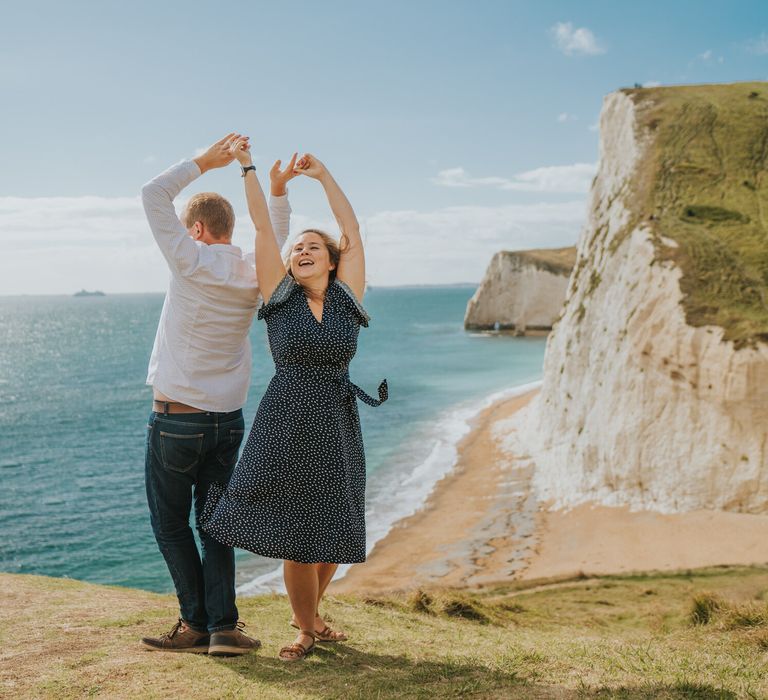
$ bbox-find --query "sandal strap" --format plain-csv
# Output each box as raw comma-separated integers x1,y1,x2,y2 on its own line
300,629,316,639
280,644,307,654
279,645,305,659
280,635,315,658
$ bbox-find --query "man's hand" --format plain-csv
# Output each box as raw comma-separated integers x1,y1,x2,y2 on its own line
293,153,328,182
269,153,298,196
194,133,244,174
228,136,253,166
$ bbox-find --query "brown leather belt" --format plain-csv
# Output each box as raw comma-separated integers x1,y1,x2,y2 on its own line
153,400,208,414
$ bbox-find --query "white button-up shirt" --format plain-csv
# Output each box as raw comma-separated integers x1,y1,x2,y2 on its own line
142,159,290,412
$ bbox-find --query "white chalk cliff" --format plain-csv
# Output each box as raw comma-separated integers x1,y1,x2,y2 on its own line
464,248,576,333
512,86,768,513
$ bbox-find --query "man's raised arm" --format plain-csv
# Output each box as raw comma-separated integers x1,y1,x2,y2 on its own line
141,133,238,276
267,154,300,253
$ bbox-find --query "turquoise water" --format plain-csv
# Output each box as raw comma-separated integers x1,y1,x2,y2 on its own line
0,288,545,592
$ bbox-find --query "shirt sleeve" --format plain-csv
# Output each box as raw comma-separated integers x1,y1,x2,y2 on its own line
268,191,291,252
141,159,202,277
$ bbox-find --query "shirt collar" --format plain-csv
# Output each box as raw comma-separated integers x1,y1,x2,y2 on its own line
207,243,243,257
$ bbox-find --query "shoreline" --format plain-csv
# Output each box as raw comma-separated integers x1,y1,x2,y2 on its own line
331,389,541,593
332,388,768,594
237,380,543,595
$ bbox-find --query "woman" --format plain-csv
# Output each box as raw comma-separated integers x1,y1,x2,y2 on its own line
202,138,387,662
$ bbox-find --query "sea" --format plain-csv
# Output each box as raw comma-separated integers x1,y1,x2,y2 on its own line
0,287,546,594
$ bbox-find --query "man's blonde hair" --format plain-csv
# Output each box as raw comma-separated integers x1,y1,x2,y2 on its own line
182,192,235,240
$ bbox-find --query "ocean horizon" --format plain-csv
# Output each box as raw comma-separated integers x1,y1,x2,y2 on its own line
0,286,546,594
0,282,481,299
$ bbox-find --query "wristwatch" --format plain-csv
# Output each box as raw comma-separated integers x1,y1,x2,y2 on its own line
241,165,256,177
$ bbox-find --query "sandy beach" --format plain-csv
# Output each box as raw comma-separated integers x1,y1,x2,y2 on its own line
332,389,768,594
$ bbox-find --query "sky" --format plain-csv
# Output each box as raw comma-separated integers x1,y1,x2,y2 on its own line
1,0,767,294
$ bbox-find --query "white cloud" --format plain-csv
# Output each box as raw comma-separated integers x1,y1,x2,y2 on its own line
360,201,586,285
431,168,509,189
551,22,605,56
689,49,724,67
588,121,599,133
746,34,768,55
0,195,588,292
0,196,145,244
432,162,597,194
557,112,577,123
143,155,157,164
0,195,246,294
643,80,661,88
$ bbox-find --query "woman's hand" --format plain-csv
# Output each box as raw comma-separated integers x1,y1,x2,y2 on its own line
269,152,298,196
293,153,328,181
228,136,253,166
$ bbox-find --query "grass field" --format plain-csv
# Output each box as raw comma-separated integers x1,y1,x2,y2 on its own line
4,566,768,699
622,82,768,348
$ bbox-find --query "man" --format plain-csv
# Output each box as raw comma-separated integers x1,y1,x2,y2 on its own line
139,133,297,656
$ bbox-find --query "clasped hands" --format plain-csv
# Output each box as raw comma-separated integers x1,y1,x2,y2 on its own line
194,133,327,195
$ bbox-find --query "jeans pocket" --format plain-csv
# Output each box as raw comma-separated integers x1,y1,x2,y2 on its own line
215,429,245,468
159,431,205,473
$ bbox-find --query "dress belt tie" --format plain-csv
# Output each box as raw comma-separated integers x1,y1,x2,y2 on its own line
274,364,388,407
344,376,388,407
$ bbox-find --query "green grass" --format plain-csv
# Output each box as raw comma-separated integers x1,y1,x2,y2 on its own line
620,82,768,348
501,246,577,276
4,566,768,698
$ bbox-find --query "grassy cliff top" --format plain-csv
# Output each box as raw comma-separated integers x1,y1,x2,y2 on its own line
4,566,768,698
500,246,577,276
623,82,768,348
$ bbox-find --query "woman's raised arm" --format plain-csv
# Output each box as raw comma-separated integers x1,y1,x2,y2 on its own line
230,137,292,303
294,154,366,301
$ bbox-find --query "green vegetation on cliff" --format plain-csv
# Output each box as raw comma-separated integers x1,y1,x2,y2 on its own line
4,567,768,698
503,246,577,276
625,82,768,347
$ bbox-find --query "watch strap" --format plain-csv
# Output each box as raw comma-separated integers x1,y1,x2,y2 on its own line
241,165,256,177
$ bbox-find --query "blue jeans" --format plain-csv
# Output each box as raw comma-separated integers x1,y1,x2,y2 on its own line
145,408,245,633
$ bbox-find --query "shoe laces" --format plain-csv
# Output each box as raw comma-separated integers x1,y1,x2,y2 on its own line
161,619,185,641
234,620,255,641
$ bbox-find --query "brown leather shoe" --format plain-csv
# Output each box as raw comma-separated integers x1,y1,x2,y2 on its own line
140,618,209,653
208,621,261,656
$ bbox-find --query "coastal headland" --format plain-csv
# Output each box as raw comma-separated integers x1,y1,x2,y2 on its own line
332,83,765,597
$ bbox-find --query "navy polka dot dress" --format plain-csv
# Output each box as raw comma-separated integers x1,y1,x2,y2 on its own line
202,273,387,564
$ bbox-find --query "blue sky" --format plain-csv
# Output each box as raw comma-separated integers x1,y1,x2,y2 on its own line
1,0,767,293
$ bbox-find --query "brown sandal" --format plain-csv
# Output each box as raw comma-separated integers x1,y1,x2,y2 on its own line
290,621,348,642
278,630,315,662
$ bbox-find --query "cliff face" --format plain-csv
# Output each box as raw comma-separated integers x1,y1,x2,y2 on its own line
519,84,768,513
465,248,576,333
